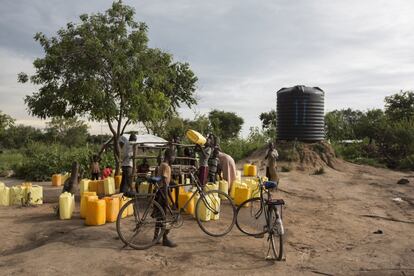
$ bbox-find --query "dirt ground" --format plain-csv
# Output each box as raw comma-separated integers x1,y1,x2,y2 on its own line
1,161,414,276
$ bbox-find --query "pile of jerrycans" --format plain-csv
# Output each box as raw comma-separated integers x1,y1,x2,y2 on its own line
0,182,43,206
59,177,133,225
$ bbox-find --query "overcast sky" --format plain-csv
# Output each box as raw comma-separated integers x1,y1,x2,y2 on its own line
1,0,414,135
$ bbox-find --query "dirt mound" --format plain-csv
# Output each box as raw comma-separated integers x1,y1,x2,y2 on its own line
238,141,340,173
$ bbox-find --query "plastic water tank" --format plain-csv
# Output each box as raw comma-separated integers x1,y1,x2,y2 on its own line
276,85,325,141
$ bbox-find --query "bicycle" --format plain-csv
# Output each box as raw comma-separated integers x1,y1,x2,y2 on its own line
116,167,236,250
235,177,285,261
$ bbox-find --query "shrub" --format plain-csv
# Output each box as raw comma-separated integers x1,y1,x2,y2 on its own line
0,150,24,172
220,127,268,161
313,167,325,175
281,165,291,172
14,142,99,181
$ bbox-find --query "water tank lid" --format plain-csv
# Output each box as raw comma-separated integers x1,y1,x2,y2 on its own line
277,85,325,95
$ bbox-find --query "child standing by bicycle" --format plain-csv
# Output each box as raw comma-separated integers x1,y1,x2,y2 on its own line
154,148,177,247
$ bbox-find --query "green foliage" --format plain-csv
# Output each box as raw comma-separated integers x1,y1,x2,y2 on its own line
354,109,386,143
0,150,24,172
19,1,197,172
0,124,44,149
399,154,414,170
12,142,112,181
14,142,92,181
87,134,112,145
45,117,89,147
259,110,277,138
0,111,14,135
209,110,244,140
385,90,414,121
325,108,363,141
220,127,268,161
277,146,300,162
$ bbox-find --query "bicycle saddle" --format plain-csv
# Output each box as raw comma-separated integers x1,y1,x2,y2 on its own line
264,181,278,189
147,176,162,184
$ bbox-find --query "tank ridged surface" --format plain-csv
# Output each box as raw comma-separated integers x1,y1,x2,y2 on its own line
276,85,325,141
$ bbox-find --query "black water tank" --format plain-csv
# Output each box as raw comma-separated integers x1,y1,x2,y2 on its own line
276,85,325,141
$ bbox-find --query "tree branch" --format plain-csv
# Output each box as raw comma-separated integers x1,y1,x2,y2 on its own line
106,116,116,135
121,118,131,135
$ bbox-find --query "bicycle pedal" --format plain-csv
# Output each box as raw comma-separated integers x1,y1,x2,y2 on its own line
254,234,264,239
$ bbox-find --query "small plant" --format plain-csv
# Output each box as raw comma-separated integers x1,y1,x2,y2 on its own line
281,165,291,172
313,167,325,175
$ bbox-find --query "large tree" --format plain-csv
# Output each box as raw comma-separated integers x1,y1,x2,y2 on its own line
324,108,363,141
259,110,277,137
385,90,414,121
0,111,14,135
208,110,244,140
18,1,197,172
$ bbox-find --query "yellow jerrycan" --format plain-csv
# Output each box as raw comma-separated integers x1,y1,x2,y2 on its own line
104,197,120,223
248,165,257,177
178,192,194,215
0,186,10,206
80,192,97,219
104,177,115,195
234,184,251,206
194,193,211,221
52,174,62,186
218,180,229,199
79,179,90,195
59,192,74,220
186,129,206,145
85,198,106,226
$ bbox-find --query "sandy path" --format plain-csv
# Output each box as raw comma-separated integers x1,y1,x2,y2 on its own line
1,161,413,276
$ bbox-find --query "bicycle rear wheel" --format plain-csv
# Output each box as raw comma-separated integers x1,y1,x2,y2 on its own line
236,197,267,237
266,208,284,261
195,190,236,237
116,198,165,250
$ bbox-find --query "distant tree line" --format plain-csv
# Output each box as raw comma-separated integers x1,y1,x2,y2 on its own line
325,90,414,169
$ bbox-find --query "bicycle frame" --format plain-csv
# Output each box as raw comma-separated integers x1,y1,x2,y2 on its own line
249,178,283,232
133,170,219,226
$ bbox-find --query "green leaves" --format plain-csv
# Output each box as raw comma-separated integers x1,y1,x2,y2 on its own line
21,1,197,138
0,111,15,135
209,110,244,140
385,90,414,121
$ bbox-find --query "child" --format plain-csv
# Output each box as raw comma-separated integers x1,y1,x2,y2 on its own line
154,148,177,247
90,154,101,180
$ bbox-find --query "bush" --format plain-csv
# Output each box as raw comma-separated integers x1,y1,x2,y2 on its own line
14,142,99,181
220,127,268,161
0,150,24,172
399,155,414,170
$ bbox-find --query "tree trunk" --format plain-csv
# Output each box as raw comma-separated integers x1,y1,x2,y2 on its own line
113,134,121,175
62,162,79,194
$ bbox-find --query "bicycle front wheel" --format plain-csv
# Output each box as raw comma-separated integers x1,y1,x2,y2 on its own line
116,198,165,250
195,190,236,237
236,197,267,236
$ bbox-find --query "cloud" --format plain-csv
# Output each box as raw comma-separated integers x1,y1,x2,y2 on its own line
1,0,414,136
